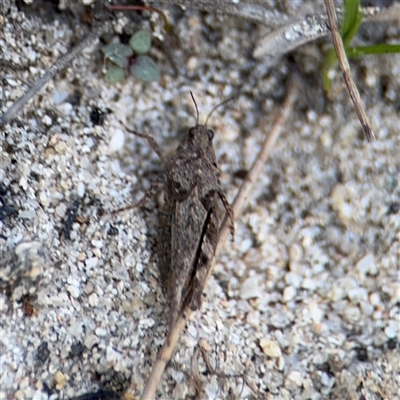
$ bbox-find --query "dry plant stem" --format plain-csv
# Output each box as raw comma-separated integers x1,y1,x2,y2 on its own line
217,76,299,253
146,0,285,25
139,78,298,400
324,0,375,142
140,310,188,400
0,22,111,125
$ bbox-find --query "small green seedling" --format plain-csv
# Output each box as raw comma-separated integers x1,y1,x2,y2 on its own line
129,30,152,54
323,0,400,92
101,43,133,68
101,30,160,84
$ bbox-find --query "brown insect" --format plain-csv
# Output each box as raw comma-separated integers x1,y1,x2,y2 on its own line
122,93,233,328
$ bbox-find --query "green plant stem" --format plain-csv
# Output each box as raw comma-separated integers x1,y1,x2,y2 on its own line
347,44,400,57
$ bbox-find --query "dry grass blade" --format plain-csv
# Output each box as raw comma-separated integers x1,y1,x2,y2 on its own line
324,0,375,142
0,22,110,125
217,76,299,253
139,312,187,399
139,77,299,400
145,0,285,25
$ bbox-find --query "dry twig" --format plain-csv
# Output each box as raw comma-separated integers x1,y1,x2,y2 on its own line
146,0,286,25
217,76,299,253
0,19,111,125
324,0,375,142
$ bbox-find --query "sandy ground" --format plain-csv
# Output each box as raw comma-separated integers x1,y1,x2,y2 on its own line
1,1,399,399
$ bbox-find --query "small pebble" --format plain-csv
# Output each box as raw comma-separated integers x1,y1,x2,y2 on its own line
328,285,346,302
19,209,36,219
42,115,52,126
240,276,261,300
186,56,199,71
92,247,101,258
285,371,303,390
77,182,85,198
384,320,399,339
301,278,317,291
95,327,107,337
88,293,98,307
259,338,281,358
246,310,261,327
91,239,103,249
54,371,67,389
269,312,292,329
83,282,94,295
76,253,86,263
343,306,360,324
84,334,99,349
360,301,374,316
122,300,134,313
348,287,368,304
369,292,381,306
106,345,121,363
330,184,353,223
108,128,125,154
67,285,80,299
238,238,253,254
55,141,67,153
283,286,296,302
309,302,324,324
356,253,376,275
55,203,67,218
39,191,49,207
393,285,400,303
289,242,303,262
85,257,99,269
187,324,198,339
243,247,263,266
284,272,302,288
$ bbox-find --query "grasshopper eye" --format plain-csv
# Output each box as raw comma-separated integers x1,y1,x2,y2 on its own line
188,127,196,138
207,129,214,140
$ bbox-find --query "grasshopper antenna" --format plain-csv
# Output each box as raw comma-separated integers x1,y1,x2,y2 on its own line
204,93,237,128
189,91,200,126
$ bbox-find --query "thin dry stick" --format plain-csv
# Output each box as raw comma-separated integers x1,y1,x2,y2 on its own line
217,76,299,253
139,78,299,400
146,0,286,25
0,21,111,125
140,312,187,400
324,0,375,142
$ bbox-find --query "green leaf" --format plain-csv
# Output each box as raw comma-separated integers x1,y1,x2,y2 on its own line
101,44,133,68
322,48,338,92
323,0,363,93
105,65,125,84
129,30,152,54
342,0,363,46
130,55,160,82
322,0,400,94
347,44,400,57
